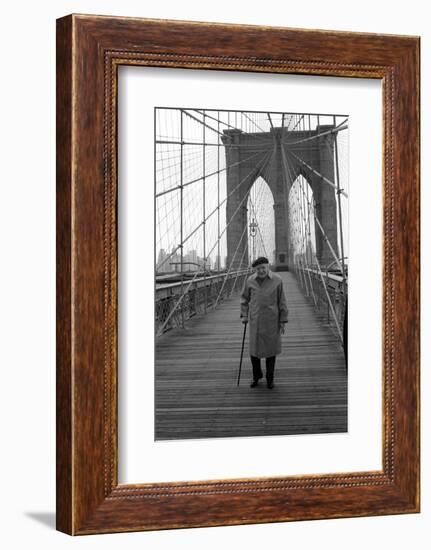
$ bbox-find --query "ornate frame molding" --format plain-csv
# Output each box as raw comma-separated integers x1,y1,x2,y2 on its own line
56,14,419,534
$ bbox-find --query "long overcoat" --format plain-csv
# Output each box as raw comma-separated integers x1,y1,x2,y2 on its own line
240,269,288,358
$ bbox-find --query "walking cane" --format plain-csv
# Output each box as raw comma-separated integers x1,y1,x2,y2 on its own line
237,321,247,386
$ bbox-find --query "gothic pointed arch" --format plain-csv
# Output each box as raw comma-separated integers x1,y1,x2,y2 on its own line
222,124,338,271
246,175,276,266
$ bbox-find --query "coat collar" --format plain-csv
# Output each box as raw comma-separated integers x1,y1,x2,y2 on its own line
252,268,273,280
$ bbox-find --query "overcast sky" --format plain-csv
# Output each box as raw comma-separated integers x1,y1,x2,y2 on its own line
155,108,348,270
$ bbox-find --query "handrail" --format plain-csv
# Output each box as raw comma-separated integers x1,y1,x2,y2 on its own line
302,267,347,285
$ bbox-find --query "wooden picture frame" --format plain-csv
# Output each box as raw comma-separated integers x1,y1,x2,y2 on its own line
56,14,420,535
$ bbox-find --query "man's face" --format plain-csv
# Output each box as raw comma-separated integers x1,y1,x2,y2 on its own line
255,263,269,278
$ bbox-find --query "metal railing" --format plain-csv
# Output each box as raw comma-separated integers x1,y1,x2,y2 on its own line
155,268,252,335
294,262,347,344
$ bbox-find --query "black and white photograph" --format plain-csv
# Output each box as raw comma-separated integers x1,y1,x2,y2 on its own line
0,0,424,545
155,107,348,440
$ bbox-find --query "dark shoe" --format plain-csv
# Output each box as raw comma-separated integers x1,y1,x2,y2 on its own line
267,381,274,389
250,376,262,388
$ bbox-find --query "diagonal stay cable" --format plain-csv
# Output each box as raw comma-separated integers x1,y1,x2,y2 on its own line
214,156,273,307
281,144,318,306
285,147,344,275
245,141,277,258
213,222,250,309
204,148,274,262
156,149,265,198
157,149,273,271
283,148,344,339
286,148,348,198
193,109,273,145
282,120,348,146
182,109,225,136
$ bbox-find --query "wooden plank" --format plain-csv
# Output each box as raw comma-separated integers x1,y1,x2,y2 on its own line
155,272,347,439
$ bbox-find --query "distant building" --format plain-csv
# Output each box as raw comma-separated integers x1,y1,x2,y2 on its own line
196,255,206,270
305,237,315,264
184,249,199,271
215,254,222,271
188,249,198,263
170,246,181,272
157,248,169,273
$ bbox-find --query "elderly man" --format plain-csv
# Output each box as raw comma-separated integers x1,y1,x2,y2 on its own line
240,257,288,389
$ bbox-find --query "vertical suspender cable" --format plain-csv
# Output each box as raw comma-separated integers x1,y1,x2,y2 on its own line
217,110,221,272
180,109,184,327
333,115,347,290
203,110,207,312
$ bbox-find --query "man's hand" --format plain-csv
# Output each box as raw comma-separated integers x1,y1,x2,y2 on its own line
241,318,248,324
279,322,286,334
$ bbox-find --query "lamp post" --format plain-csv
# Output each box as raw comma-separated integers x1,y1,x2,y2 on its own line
249,219,257,264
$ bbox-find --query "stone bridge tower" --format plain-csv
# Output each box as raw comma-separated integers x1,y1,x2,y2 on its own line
221,125,338,272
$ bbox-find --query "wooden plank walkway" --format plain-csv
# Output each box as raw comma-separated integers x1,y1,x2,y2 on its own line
155,272,347,440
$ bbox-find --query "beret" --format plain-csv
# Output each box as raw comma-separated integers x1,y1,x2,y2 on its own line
251,256,269,268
